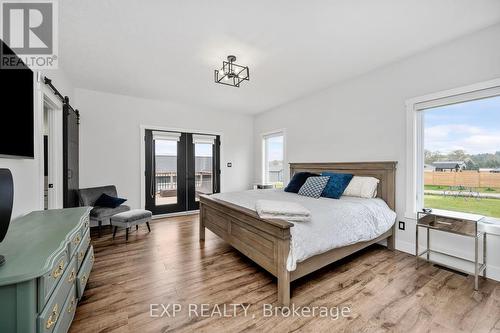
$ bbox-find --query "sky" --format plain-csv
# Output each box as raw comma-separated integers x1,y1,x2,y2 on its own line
267,135,284,161
424,95,500,155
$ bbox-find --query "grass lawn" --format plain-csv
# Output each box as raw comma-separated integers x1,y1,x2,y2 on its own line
424,194,500,218
424,185,500,193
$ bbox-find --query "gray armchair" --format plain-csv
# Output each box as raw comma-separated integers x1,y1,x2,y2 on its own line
77,185,130,237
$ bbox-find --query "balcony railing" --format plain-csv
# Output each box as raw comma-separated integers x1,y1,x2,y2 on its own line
155,172,213,195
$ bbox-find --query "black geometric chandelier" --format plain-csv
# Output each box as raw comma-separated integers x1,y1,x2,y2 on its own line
214,55,249,88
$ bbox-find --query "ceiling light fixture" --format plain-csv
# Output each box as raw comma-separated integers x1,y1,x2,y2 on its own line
214,55,249,88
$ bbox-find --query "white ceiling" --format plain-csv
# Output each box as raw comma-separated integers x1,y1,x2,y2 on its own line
59,0,500,114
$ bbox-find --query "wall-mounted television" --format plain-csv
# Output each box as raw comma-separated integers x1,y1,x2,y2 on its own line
0,39,35,158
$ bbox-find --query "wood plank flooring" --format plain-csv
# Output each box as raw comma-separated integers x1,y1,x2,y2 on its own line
70,214,500,333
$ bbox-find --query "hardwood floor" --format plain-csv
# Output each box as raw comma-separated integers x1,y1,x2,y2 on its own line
70,215,500,333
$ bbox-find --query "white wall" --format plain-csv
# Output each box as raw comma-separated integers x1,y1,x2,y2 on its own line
0,68,74,219
253,24,500,280
76,89,254,211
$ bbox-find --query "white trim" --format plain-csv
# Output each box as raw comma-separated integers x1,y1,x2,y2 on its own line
35,72,64,210
261,129,286,185
405,78,500,219
139,124,224,210
151,210,199,220
405,78,500,106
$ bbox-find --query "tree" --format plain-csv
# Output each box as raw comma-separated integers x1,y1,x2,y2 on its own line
448,149,467,161
425,150,500,169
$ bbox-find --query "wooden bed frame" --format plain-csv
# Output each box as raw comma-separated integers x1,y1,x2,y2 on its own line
199,161,397,306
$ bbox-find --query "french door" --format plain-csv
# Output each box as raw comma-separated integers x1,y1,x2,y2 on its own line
145,130,220,215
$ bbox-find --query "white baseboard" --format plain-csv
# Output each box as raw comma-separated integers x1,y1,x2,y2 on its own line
396,239,500,282
152,210,199,220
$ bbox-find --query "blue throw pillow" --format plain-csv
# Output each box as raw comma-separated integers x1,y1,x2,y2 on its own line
94,193,127,208
284,172,318,193
320,172,354,199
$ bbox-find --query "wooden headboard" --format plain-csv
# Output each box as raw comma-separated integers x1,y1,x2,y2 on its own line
289,162,397,210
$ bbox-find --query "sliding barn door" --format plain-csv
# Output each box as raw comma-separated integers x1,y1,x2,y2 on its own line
63,104,79,208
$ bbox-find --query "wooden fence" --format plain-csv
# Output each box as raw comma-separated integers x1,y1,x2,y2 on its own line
424,171,500,188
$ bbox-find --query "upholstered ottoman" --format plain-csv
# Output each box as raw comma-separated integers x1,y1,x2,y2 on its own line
110,209,152,241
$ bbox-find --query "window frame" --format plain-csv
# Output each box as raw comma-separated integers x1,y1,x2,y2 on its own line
405,78,500,219
262,129,286,186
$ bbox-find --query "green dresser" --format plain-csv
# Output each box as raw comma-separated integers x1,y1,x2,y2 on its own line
0,207,93,333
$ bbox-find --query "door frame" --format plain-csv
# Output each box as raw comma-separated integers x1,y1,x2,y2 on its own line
36,73,63,210
139,124,223,218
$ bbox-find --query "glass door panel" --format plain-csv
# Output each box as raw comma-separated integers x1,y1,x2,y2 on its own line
194,143,213,201
145,130,187,215
187,134,220,211
154,139,178,205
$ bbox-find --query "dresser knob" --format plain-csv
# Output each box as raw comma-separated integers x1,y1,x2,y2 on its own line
52,260,65,279
46,303,59,329
68,268,76,283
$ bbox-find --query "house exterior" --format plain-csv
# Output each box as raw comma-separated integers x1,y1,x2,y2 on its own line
424,164,436,171
267,160,284,183
155,155,213,193
432,161,467,172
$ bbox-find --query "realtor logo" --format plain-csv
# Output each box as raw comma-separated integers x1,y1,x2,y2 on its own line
1,0,58,69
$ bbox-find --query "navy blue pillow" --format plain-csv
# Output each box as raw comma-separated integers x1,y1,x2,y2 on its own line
284,172,318,193
94,193,127,208
320,172,353,199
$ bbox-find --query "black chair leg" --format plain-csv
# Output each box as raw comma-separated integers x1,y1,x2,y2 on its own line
135,225,138,231
112,226,117,239
146,222,151,232
126,227,129,241
98,221,102,238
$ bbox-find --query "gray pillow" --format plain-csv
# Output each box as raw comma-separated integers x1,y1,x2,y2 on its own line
298,176,330,198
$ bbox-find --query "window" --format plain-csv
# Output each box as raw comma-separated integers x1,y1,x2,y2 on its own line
263,131,285,188
407,81,500,219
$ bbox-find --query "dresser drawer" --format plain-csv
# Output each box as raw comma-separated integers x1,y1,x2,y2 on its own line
67,229,82,259
76,228,91,268
38,248,69,311
82,214,90,230
67,215,89,259
38,257,77,333
76,245,94,299
52,285,77,333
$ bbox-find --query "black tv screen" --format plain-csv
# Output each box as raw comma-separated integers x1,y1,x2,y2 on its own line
0,40,34,158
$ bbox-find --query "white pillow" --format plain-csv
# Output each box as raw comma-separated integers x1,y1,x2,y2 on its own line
343,176,379,198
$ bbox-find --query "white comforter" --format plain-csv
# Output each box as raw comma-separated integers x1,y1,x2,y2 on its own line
211,189,396,271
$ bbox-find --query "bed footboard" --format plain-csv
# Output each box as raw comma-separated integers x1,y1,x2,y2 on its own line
199,195,293,306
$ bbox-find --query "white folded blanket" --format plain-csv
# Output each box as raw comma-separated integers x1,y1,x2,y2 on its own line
255,200,311,222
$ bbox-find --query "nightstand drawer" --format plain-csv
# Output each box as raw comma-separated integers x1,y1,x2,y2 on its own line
38,248,69,311
76,245,94,299
38,257,77,333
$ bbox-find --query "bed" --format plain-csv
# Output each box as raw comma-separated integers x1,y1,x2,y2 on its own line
199,162,397,306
